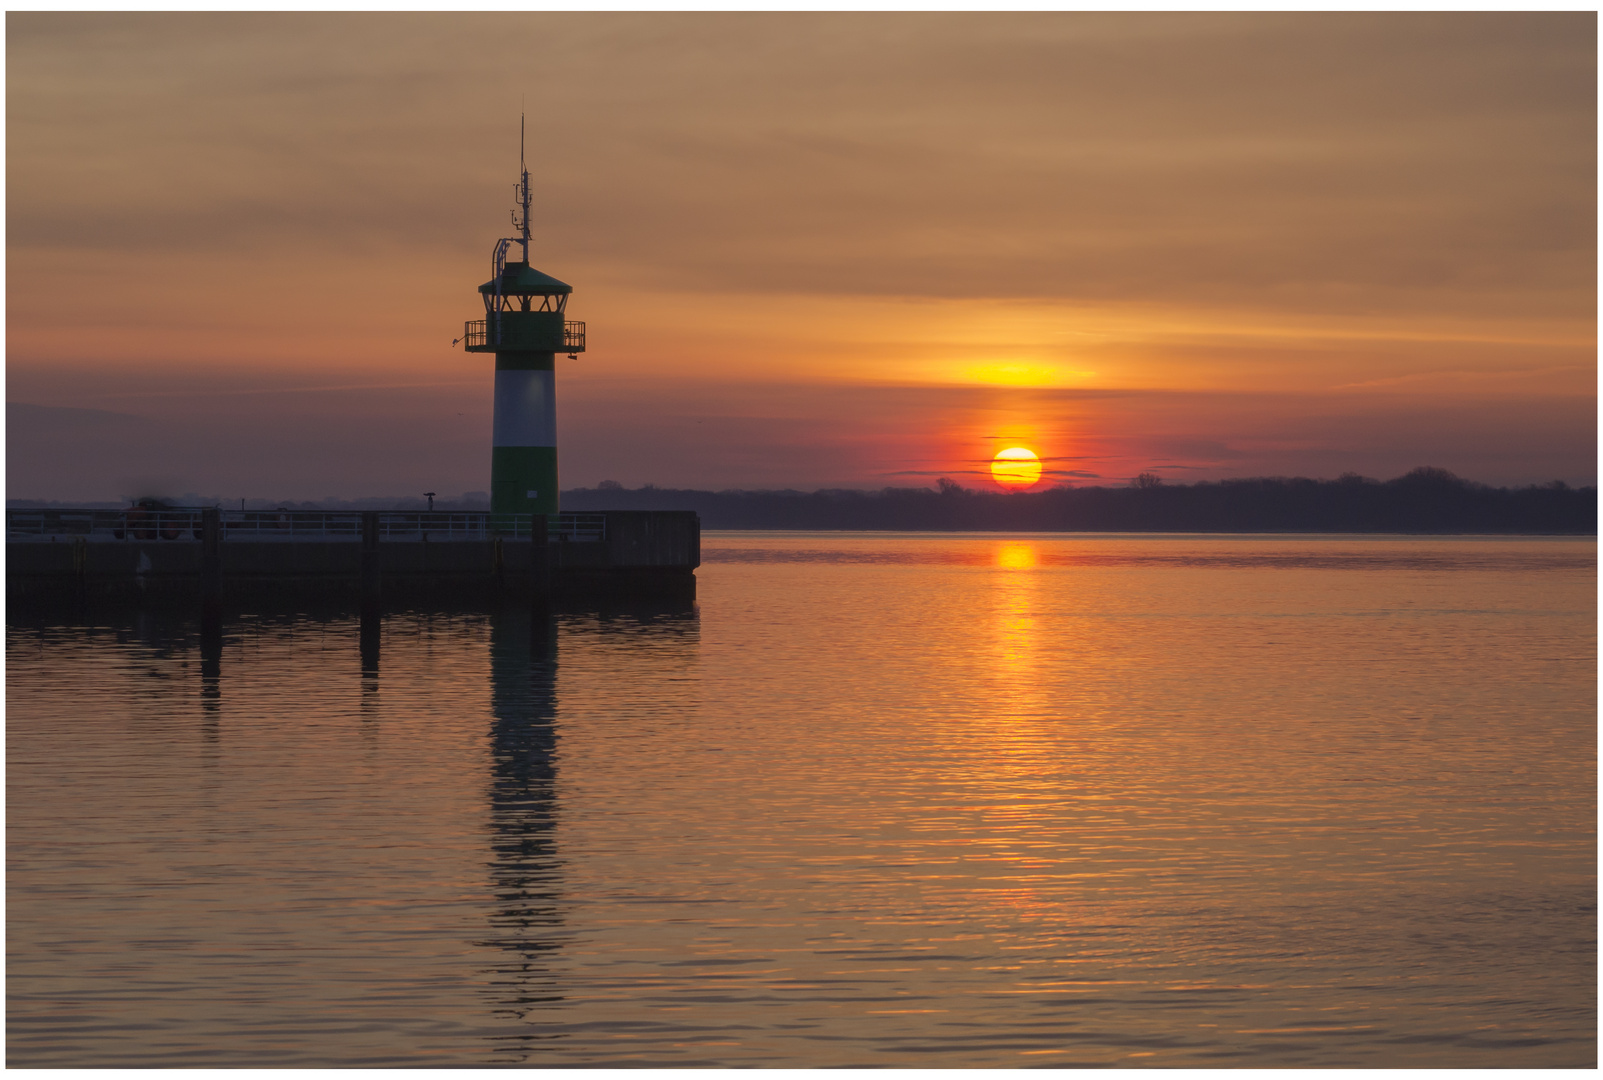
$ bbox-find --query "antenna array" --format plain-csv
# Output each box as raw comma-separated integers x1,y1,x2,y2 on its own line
511,112,532,263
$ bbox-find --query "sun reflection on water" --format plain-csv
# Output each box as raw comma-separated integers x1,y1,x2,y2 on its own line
995,542,1038,570
990,540,1047,736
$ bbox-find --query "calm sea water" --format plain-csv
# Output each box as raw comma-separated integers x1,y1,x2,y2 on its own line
7,533,1596,1067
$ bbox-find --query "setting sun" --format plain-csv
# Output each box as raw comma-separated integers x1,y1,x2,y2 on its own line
990,447,1043,489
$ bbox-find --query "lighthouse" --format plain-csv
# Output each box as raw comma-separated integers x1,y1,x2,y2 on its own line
462,128,585,516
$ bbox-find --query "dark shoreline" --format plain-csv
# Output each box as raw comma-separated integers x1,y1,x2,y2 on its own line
561,468,1596,535
11,468,1596,535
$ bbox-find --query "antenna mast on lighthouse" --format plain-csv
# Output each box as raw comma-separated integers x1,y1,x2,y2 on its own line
512,113,532,263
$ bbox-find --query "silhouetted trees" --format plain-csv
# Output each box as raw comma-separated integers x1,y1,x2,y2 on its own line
562,467,1595,533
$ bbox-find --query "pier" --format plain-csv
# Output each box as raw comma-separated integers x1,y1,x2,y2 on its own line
6,507,699,603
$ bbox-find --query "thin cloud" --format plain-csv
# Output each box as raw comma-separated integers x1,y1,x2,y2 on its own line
92,380,484,400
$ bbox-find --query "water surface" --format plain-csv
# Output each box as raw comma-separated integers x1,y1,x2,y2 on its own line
8,533,1596,1066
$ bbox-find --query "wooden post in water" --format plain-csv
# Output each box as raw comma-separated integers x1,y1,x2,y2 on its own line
201,507,221,602
361,512,382,603
200,507,223,720
530,512,550,600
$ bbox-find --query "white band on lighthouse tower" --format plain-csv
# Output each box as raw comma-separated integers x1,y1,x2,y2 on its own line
492,369,556,447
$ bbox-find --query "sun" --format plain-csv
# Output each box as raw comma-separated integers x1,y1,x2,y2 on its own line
990,447,1042,489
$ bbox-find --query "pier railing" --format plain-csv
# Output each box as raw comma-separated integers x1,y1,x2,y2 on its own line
7,509,607,544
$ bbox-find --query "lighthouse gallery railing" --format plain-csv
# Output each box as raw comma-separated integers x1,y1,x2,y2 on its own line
463,319,585,352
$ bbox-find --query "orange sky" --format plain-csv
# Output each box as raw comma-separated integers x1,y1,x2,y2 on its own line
7,13,1596,501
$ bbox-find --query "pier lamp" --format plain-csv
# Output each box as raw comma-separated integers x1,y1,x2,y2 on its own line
461,127,586,516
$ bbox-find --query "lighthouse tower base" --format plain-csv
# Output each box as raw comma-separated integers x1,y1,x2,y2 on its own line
491,445,558,515
491,353,558,515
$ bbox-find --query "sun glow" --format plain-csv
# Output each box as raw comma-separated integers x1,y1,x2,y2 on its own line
991,447,1043,489
962,362,1095,387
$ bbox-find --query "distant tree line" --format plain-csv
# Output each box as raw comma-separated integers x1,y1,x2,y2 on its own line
8,468,1592,532
562,468,1596,533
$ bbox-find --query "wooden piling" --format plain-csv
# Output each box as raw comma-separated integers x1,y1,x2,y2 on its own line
530,512,550,599
200,508,221,600
361,511,382,603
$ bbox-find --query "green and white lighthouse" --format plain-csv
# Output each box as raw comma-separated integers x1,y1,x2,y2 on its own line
462,136,585,515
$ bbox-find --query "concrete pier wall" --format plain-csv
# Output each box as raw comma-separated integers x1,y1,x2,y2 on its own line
7,510,698,603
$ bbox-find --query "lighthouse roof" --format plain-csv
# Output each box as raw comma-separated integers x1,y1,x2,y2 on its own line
479,261,572,296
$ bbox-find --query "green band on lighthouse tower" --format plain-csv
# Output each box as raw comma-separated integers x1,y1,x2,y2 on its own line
461,121,585,519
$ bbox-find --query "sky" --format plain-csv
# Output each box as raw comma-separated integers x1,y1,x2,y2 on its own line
7,12,1596,502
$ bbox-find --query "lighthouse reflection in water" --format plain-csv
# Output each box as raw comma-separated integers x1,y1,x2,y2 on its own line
479,606,563,1049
